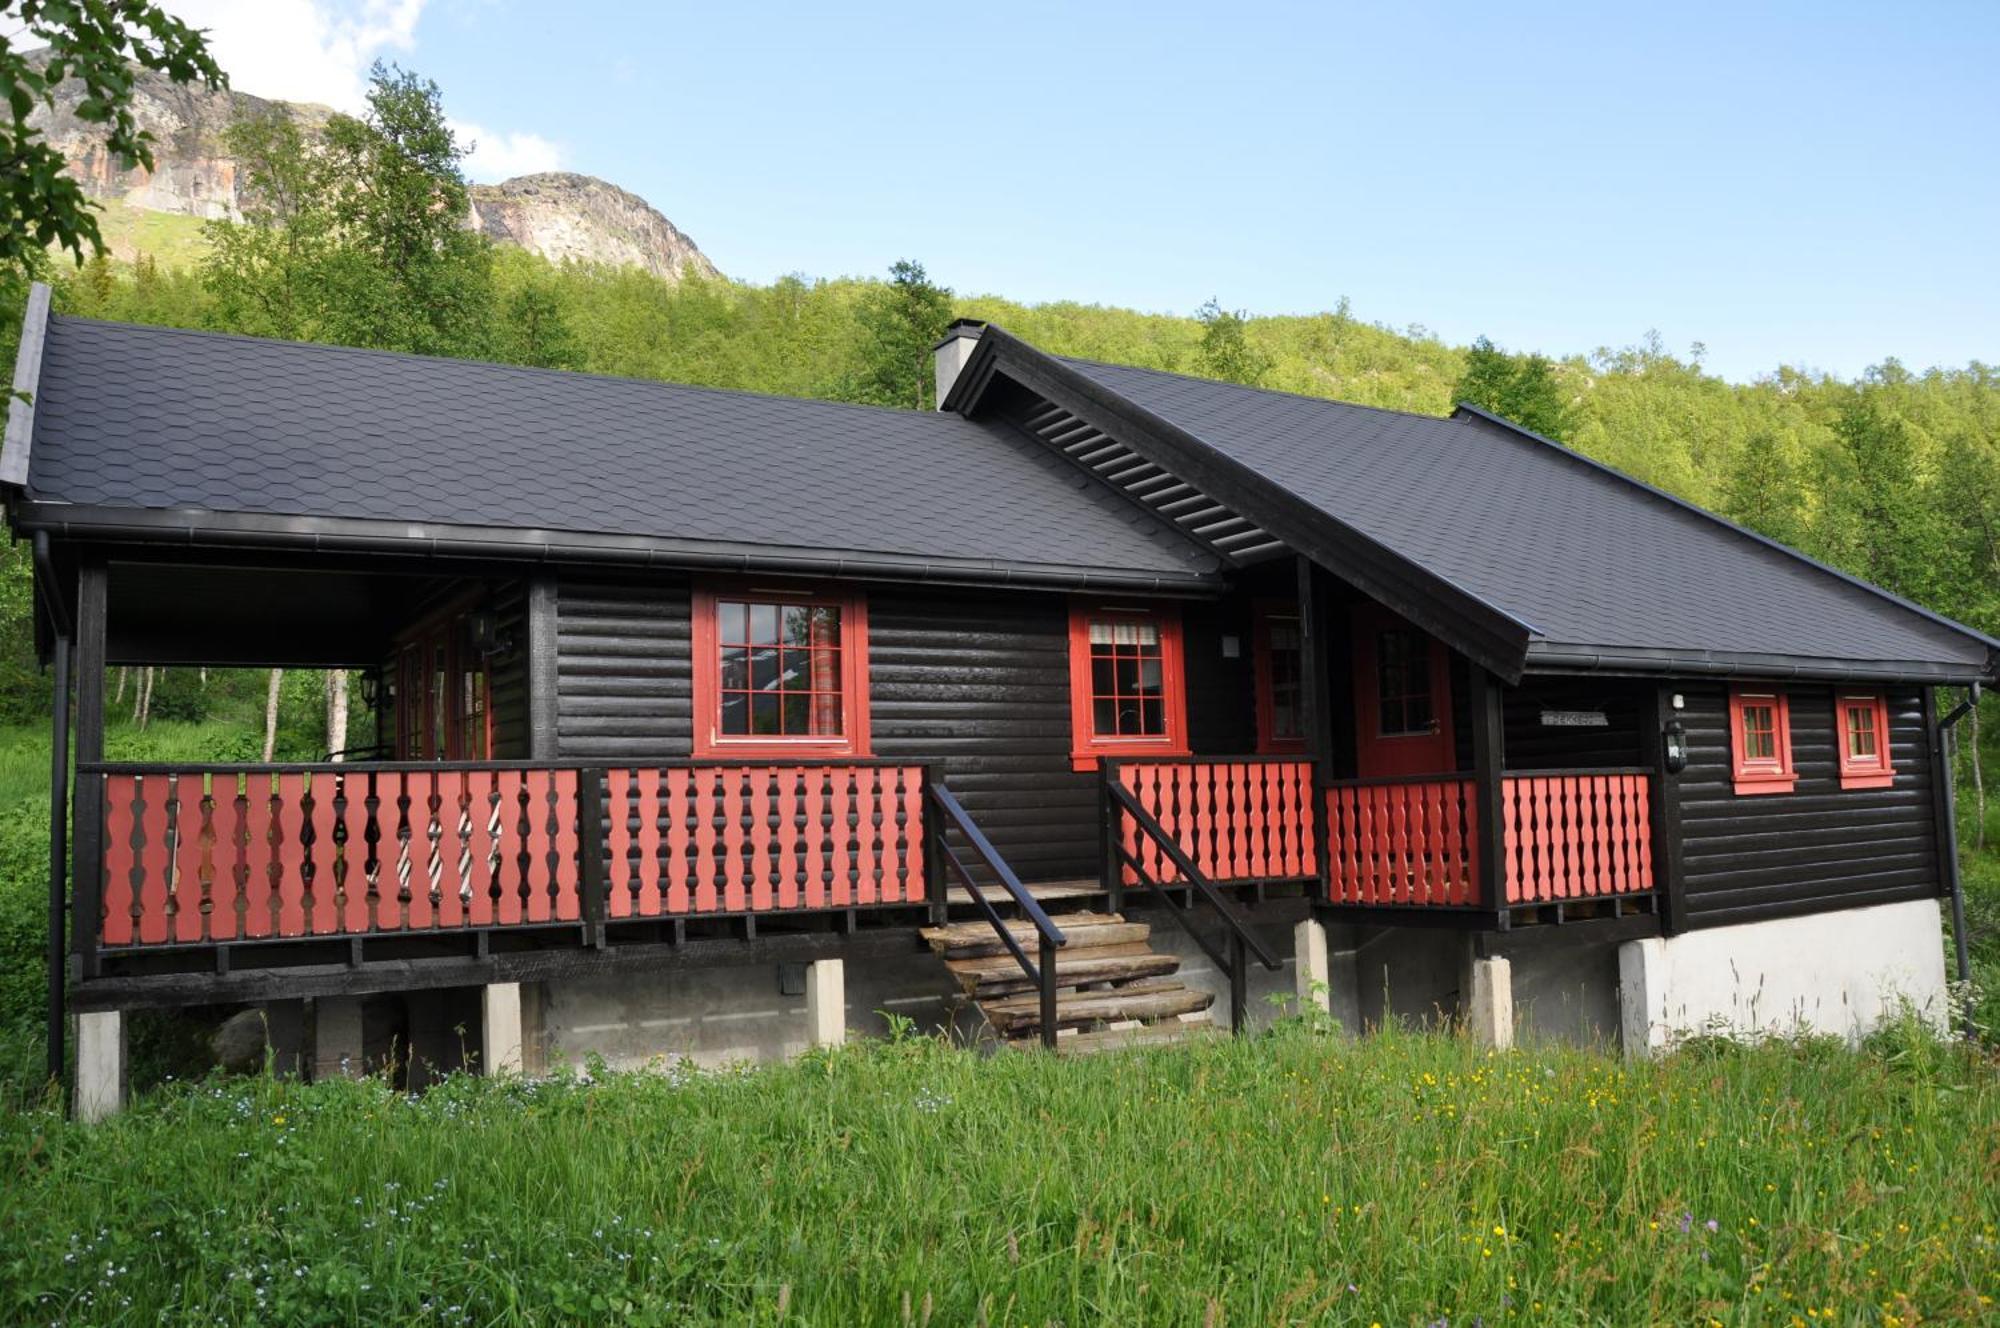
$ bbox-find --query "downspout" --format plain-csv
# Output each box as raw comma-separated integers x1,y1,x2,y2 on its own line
1937,682,1981,1039
32,532,72,1086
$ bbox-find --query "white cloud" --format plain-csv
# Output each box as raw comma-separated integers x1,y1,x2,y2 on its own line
162,0,563,178
165,0,426,111
452,121,562,182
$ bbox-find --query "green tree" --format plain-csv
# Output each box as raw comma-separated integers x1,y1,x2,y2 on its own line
0,1,223,268
1719,430,1806,548
846,260,952,409
1454,335,1573,441
1195,298,1270,386
202,63,491,358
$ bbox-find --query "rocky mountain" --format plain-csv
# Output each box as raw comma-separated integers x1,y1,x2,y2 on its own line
26,56,715,280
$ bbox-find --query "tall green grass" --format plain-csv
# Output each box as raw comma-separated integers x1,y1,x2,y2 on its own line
1,1022,1993,1326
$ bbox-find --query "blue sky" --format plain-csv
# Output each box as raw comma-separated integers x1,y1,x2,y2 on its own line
180,1,2000,382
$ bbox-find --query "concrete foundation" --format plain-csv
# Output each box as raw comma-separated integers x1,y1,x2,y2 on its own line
1294,918,1332,1015
805,959,846,1047
482,982,526,1075
311,996,365,1080
75,1009,126,1123
1617,898,1948,1053
1464,955,1514,1049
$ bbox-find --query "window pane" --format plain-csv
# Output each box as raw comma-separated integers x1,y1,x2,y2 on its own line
1136,658,1162,695
781,604,812,646
1091,657,1114,697
720,691,749,734
779,649,811,690
782,692,810,735
1115,656,1142,695
719,646,748,692
1093,698,1117,734
1140,698,1165,734
751,693,780,734
750,646,779,692
810,605,841,648
809,649,840,695
748,603,779,645
811,693,842,736
719,601,748,644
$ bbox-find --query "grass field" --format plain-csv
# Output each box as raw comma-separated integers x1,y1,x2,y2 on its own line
2,1021,1995,1326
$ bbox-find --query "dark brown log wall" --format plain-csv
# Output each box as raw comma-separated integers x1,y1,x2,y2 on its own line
1674,682,1939,928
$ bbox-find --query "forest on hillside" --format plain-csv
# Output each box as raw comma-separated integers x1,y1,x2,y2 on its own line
0,65,1993,812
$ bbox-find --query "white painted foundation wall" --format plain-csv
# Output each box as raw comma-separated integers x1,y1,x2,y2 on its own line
1618,898,1949,1052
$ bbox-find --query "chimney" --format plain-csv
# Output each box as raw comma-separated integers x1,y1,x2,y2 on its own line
931,319,987,410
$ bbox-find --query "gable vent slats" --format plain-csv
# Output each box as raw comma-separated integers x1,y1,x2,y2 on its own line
1008,396,1286,567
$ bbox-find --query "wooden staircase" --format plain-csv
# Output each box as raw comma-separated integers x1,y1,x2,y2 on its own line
919,910,1219,1052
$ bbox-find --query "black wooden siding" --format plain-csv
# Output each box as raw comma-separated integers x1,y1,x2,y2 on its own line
1501,677,1645,770
1676,682,1939,928
553,575,693,761
487,578,531,760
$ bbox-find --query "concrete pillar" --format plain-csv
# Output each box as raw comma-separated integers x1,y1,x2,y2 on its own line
482,982,525,1075
264,999,305,1077
1465,955,1514,1049
1294,918,1332,1015
75,1009,126,1122
312,996,365,1080
805,959,846,1047
1618,936,1671,1058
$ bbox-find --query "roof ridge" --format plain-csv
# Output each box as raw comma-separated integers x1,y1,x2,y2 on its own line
47,312,974,426
1054,351,1458,425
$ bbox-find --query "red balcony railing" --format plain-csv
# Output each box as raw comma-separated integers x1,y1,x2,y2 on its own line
1499,769,1654,904
1109,758,1318,886
1324,775,1477,907
82,758,929,953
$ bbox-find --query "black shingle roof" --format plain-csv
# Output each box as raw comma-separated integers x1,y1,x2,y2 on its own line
1052,354,1996,680
15,315,1221,588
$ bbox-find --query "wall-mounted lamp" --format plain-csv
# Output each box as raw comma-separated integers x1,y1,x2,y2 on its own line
468,609,514,660
1663,717,1688,774
359,668,383,709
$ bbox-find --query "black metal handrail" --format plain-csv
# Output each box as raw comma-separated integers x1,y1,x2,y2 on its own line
923,782,1067,1049
1104,776,1282,1034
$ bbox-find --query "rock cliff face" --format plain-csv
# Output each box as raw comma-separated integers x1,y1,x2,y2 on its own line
469,174,715,281
26,56,714,279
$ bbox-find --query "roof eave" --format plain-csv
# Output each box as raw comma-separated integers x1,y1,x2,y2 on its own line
1524,640,1997,687
12,500,1229,597
0,281,52,491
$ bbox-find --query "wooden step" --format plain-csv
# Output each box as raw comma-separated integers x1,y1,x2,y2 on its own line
943,941,1181,998
919,913,1149,961
981,978,1214,1034
943,877,1106,909
1023,1017,1222,1056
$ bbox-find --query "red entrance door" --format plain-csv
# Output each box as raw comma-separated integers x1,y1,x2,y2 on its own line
1351,605,1456,778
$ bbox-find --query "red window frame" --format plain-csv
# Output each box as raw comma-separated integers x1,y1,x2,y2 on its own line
690,585,872,760
1728,687,1795,795
1066,602,1190,771
1835,691,1894,790
393,604,495,761
1252,600,1306,755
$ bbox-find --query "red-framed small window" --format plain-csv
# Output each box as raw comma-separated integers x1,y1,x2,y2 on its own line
1728,688,1795,795
691,585,871,759
1835,692,1894,790
1066,602,1190,771
1253,601,1305,754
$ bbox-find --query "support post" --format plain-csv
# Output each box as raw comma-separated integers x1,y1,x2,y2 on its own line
1464,948,1514,1049
264,999,305,1077
1228,932,1248,1034
1295,556,1335,899
922,766,947,928
71,562,106,980
1100,762,1123,915
1640,684,1688,935
524,572,559,761
75,1009,125,1122
1468,667,1507,923
312,995,365,1080
1038,933,1058,1050
482,981,525,1074
1293,917,1331,1015
805,959,846,1048
578,770,607,947
45,632,70,1084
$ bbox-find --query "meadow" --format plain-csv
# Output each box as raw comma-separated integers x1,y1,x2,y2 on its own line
1,1017,1995,1326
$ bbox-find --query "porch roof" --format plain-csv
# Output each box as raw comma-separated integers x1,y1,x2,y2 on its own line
3,309,1222,593
949,328,1997,685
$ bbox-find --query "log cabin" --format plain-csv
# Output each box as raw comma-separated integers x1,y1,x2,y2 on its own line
4,284,1993,1117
